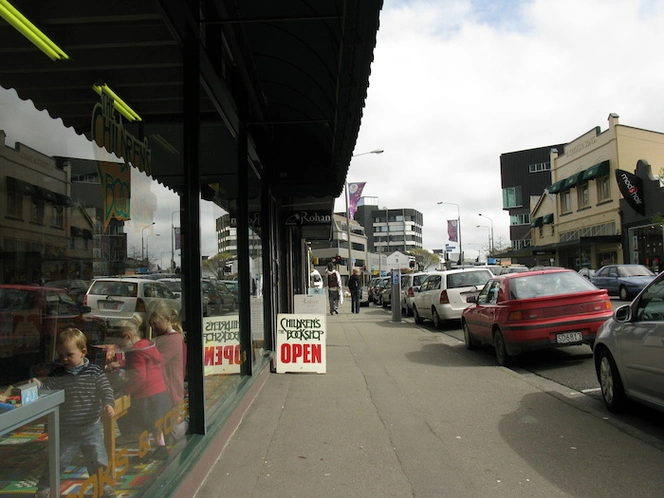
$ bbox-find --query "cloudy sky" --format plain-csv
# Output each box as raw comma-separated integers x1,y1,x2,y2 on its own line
335,0,664,257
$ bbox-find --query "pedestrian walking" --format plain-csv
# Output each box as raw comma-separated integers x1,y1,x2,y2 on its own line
326,262,342,314
348,268,362,313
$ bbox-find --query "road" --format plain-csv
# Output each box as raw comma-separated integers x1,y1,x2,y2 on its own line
374,297,664,448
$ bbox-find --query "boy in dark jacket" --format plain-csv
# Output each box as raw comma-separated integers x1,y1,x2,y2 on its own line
33,328,116,498
348,268,362,313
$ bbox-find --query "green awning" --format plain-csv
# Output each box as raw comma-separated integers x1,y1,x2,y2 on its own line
562,171,584,190
530,216,544,227
546,180,564,194
582,160,610,181
542,213,554,225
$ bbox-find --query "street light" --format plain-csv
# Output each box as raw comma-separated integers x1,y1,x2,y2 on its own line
478,213,494,254
146,233,160,268
171,209,181,272
476,225,491,256
141,222,155,262
346,149,384,275
437,201,463,264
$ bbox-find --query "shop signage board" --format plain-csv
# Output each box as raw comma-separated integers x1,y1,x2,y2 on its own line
202,316,241,375
276,313,326,374
294,293,326,314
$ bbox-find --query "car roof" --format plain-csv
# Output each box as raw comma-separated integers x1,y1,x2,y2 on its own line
492,268,573,280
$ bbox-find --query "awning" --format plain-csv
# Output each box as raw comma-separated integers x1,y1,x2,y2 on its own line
562,171,584,190
542,213,554,225
582,160,610,181
530,216,544,227
546,180,564,194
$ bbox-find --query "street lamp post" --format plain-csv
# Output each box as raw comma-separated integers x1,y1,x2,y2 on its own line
437,201,463,264
478,213,494,254
171,209,181,272
146,233,160,269
476,225,491,257
347,149,383,276
141,222,155,262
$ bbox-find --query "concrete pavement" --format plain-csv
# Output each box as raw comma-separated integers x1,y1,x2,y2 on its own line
194,303,664,497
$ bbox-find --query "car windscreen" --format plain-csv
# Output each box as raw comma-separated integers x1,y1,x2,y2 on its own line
618,265,654,277
0,289,36,311
510,272,597,299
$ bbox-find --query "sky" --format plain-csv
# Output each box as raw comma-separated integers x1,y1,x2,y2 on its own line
335,0,664,258
3,0,664,261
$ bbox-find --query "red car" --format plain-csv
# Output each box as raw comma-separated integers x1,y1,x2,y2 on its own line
0,284,108,384
461,269,613,366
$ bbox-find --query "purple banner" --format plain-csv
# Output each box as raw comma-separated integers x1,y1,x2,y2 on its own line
447,220,458,242
347,182,366,219
174,227,181,250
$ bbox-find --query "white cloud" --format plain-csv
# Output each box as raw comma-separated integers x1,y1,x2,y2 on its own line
340,0,664,255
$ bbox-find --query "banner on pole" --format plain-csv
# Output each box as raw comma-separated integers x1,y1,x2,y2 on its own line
347,182,366,219
447,219,458,242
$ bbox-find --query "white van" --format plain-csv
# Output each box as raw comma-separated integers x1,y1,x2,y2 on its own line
310,269,323,289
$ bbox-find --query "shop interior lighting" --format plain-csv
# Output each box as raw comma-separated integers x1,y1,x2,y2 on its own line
0,0,69,61
92,84,142,122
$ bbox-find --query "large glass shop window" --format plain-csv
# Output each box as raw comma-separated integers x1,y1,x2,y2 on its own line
0,88,189,497
248,167,265,367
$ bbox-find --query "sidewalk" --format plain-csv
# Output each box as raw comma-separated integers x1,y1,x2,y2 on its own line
194,304,664,497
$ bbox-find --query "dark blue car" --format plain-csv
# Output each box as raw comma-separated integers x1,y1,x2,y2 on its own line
590,264,656,300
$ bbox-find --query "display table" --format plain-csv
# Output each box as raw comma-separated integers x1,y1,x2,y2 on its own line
0,389,65,493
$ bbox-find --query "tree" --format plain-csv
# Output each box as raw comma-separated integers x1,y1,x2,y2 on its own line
202,252,234,279
411,248,440,271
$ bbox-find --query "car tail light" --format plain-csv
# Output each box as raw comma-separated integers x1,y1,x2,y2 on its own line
83,295,88,306
439,290,450,304
135,298,147,312
407,287,414,297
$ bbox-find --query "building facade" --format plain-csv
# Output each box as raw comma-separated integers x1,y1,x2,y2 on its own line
531,114,664,270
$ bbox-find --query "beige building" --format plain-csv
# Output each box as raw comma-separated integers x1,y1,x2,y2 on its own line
531,113,664,269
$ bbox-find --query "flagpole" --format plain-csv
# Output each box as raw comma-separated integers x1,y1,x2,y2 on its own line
345,182,352,275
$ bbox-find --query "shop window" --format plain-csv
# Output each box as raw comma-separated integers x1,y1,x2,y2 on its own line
577,182,589,208
51,206,64,228
597,174,611,202
7,187,23,218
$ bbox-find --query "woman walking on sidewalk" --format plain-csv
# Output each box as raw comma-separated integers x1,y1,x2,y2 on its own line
348,268,362,313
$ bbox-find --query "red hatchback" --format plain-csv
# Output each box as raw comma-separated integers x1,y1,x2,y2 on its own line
461,269,613,366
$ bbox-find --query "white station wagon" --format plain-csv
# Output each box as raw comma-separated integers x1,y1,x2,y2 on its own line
412,269,492,328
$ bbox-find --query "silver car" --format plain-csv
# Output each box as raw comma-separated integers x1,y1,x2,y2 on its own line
594,271,664,413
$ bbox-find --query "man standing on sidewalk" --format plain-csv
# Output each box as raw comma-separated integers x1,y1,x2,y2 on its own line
326,262,341,315
348,268,361,313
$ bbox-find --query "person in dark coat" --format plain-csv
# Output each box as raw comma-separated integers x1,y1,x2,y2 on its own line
348,268,362,313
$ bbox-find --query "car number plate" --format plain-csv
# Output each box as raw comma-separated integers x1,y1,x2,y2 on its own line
101,301,121,310
556,331,583,344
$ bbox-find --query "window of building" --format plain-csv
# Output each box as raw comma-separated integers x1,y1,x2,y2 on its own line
51,206,64,228
597,174,611,201
578,182,590,208
7,187,22,218
510,213,530,225
502,186,522,209
30,198,44,223
528,162,551,173
561,190,572,213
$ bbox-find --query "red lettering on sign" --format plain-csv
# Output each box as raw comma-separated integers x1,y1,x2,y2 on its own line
204,345,241,365
280,343,322,364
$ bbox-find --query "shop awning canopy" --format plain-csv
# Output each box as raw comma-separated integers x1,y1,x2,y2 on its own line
562,171,584,190
541,213,554,225
582,160,610,181
530,216,544,227
545,180,564,194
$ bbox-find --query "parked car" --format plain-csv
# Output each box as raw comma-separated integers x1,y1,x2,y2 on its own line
159,277,211,316
380,275,401,308
215,281,237,314
367,277,381,304
84,277,181,333
0,284,108,383
373,276,391,306
220,280,239,301
462,269,613,366
593,271,664,413
309,270,323,290
412,269,492,328
400,272,429,316
201,279,236,315
578,268,596,280
44,279,90,303
360,284,370,307
590,264,656,300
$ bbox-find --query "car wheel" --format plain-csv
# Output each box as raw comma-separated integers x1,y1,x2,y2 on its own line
493,330,512,366
432,308,443,329
619,285,629,301
598,349,627,412
462,321,479,350
413,305,424,324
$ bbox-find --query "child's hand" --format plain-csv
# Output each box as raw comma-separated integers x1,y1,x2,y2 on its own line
30,378,42,388
105,361,121,372
102,404,115,418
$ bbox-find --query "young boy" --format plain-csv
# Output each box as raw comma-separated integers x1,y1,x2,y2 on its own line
32,328,116,498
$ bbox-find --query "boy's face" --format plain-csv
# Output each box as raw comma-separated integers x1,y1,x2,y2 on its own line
57,339,87,370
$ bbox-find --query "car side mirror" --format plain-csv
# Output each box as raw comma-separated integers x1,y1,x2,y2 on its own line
78,305,92,314
614,304,631,322
466,295,477,303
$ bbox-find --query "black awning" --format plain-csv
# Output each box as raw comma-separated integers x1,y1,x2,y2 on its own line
542,213,554,225
546,180,564,194
530,216,543,227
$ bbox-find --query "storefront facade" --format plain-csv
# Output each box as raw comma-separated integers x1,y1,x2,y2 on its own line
0,2,381,496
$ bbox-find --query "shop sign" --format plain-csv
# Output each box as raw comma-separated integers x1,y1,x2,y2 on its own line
284,210,332,226
615,169,645,215
276,313,326,374
202,316,241,375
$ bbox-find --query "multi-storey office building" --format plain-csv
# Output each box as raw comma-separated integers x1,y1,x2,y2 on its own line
355,202,423,254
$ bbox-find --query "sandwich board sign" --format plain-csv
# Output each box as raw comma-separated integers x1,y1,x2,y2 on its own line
276,313,326,374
